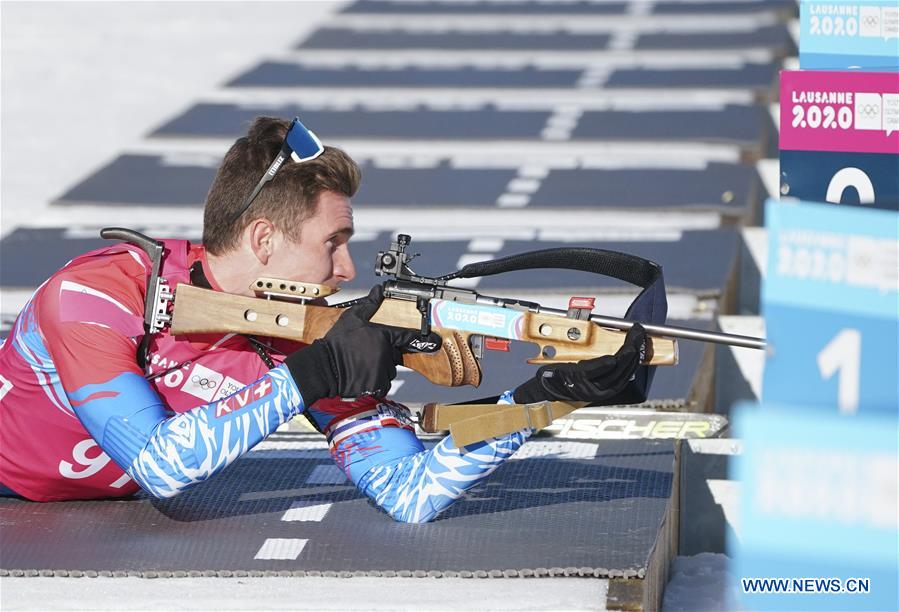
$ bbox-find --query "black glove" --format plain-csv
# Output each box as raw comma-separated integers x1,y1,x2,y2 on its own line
513,323,647,405
284,285,442,405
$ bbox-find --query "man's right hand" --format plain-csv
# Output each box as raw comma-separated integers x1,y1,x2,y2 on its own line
284,285,441,405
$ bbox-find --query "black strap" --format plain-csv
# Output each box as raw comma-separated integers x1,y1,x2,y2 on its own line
247,337,276,369
136,335,153,371
446,247,667,408
189,260,212,289
441,247,662,289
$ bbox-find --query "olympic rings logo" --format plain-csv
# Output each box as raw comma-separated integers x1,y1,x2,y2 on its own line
858,104,880,118
862,16,879,28
191,375,218,390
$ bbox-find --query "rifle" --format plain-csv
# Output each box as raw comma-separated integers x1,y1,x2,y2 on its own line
167,234,687,386
103,229,766,445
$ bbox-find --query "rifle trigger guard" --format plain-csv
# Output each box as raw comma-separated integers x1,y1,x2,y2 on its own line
416,297,431,337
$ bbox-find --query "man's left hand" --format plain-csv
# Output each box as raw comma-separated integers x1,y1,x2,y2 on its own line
513,323,646,405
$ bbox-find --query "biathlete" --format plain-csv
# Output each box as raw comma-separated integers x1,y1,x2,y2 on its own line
0,117,644,522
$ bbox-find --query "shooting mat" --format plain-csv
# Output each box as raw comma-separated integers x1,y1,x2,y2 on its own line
0,438,675,578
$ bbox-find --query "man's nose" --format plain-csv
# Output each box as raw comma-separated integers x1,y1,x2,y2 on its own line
334,248,356,282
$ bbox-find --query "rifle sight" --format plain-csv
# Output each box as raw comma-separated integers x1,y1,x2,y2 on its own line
376,233,416,280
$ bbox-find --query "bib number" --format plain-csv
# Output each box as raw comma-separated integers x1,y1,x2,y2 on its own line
59,439,133,488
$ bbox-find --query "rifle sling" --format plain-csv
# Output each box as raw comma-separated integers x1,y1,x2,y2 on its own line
420,401,588,448
444,247,661,289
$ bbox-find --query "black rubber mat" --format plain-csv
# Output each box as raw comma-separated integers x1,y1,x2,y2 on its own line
605,63,778,90
58,155,517,207
0,228,739,295
56,156,763,217
151,104,772,150
634,25,796,56
227,61,778,91
0,439,675,576
571,106,772,151
59,155,217,206
299,29,613,51
152,105,549,140
228,63,583,88
652,0,796,15
298,26,792,53
341,0,796,16
341,1,628,15
527,165,763,212
390,319,713,407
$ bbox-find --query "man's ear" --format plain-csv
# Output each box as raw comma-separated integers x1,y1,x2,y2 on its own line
247,218,277,265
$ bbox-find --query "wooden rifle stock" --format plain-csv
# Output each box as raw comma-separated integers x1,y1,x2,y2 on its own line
169,283,677,388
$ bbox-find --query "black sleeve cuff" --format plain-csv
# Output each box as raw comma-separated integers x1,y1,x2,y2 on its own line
284,341,336,408
512,377,546,404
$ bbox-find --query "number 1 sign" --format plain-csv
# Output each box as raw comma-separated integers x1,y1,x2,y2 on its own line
762,199,898,414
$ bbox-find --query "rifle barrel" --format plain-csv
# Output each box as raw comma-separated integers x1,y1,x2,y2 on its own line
535,306,766,350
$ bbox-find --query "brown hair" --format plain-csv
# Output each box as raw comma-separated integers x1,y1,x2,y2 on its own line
202,116,361,255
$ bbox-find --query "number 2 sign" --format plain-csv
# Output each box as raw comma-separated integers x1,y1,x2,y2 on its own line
779,70,899,212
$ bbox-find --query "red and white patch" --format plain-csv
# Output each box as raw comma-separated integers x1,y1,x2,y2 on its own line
215,376,273,419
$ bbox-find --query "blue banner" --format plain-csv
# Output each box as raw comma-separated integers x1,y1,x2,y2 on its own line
732,405,898,611
800,0,899,71
763,199,898,413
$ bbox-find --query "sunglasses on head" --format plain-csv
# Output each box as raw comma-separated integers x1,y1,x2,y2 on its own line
228,117,325,224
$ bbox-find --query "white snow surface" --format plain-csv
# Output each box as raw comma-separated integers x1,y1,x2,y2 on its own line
0,0,340,239
663,553,741,612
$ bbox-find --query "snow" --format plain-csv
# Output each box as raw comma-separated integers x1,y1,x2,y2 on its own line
663,553,742,612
